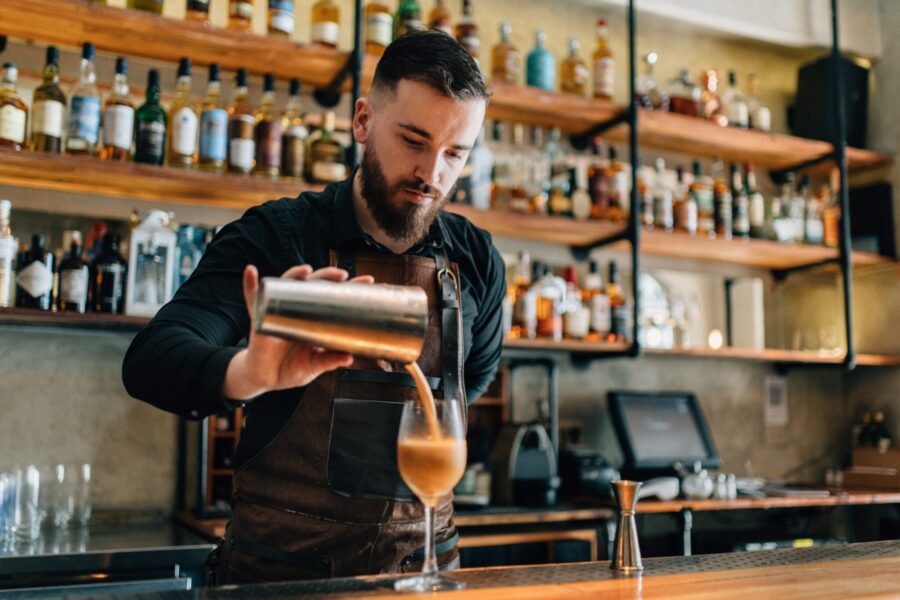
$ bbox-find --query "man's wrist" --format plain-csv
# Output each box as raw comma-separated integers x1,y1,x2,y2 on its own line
222,349,268,401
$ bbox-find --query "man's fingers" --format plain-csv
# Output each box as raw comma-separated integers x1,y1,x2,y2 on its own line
306,267,350,282
350,274,375,284
281,264,314,280
243,265,259,316
308,349,354,373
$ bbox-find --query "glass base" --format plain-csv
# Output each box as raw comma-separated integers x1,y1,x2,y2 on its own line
393,574,465,592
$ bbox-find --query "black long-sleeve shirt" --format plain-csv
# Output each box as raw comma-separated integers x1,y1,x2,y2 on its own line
122,175,506,466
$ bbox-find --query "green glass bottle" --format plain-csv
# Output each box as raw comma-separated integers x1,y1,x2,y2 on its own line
394,0,423,39
134,69,167,165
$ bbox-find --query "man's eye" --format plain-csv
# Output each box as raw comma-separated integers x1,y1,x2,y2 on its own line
446,151,464,161
403,137,424,147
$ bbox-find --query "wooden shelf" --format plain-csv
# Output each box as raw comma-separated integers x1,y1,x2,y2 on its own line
0,0,347,87
486,82,621,134
0,307,149,331
504,337,630,354
0,148,318,210
636,488,900,514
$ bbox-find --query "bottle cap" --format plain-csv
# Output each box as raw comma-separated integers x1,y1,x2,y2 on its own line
289,78,301,96
209,63,221,83
82,42,95,61
236,68,248,88
46,46,60,66
178,57,192,78
115,57,128,75
147,68,160,90
264,73,276,92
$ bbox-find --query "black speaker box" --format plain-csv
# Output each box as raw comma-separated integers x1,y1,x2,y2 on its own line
790,54,869,148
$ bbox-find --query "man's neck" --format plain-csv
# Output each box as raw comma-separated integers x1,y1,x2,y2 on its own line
352,169,416,254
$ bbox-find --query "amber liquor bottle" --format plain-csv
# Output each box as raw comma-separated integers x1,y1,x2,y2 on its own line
281,79,308,179
227,69,256,175
365,0,393,55
305,111,347,183
254,74,282,178
311,0,341,48
491,22,520,84
560,37,588,96
101,58,135,161
229,0,255,32
30,46,66,154
427,0,452,35
454,0,480,59
0,63,28,151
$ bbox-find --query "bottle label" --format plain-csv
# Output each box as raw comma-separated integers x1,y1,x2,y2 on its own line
611,304,630,338
460,34,481,56
69,96,101,144
171,107,199,156
255,120,282,171
312,21,340,45
398,18,424,36
748,192,765,228
282,133,305,178
16,260,53,298
32,99,64,137
0,105,26,144
136,121,166,163
366,12,393,47
96,263,125,312
312,160,347,182
229,138,256,170
231,0,254,19
805,219,824,244
102,104,135,150
60,267,88,306
269,0,295,33
527,54,556,91
727,102,749,128
751,106,771,132
677,199,698,234
199,108,228,162
590,293,611,334
593,57,615,98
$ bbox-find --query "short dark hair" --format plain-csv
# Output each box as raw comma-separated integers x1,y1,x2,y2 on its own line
371,30,489,103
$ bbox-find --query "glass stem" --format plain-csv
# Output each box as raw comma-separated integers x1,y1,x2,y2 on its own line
422,504,438,578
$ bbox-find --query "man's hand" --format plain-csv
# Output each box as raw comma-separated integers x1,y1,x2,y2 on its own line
222,264,375,401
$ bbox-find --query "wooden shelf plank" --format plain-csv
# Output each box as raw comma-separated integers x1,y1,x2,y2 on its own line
636,488,900,514
503,338,630,354
486,82,621,134
646,346,845,365
0,0,347,87
0,148,317,210
0,307,149,331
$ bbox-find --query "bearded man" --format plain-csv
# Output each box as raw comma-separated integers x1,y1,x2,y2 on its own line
122,30,505,584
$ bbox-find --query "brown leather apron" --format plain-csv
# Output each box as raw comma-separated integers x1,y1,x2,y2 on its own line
215,247,464,584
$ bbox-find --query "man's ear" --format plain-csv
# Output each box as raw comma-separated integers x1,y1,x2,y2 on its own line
353,97,371,145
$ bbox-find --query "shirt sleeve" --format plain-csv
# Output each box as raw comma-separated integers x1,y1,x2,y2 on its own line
463,239,506,404
122,203,291,420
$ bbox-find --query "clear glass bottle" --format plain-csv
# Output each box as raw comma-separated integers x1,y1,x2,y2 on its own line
545,128,572,217
168,58,198,168
134,69,167,165
311,0,341,48
730,163,750,239
653,158,674,232
394,0,423,39
228,68,256,175
254,73,282,178
560,37,589,96
489,122,512,211
722,70,749,128
281,78,308,179
788,173,807,244
467,126,494,210
90,232,127,314
800,175,824,245
745,162,766,239
562,266,590,340
365,0,393,55
66,43,102,155
268,0,295,36
527,126,549,215
175,225,203,289
509,250,536,340
454,0,480,59
668,68,701,118
186,0,211,24
198,64,229,174
101,57,135,161
229,0,255,32
534,262,565,342
592,18,614,100
0,200,17,308
635,52,669,111
305,111,347,183
526,30,555,92
771,172,796,243
57,241,89,313
15,234,55,311
0,63,28,151
507,124,530,214
427,0,452,35
31,46,66,154
747,73,771,132
582,260,610,340
491,22,520,85
605,144,629,223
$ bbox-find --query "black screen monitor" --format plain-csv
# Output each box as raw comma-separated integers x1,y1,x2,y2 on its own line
608,391,720,477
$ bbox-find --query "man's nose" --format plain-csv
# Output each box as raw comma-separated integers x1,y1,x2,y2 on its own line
413,151,443,189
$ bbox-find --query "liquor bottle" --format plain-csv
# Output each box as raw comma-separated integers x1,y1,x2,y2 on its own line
582,260,610,340
101,58,135,161
823,169,840,249
771,172,796,243
711,159,732,240
788,173,807,244
427,0,452,35
571,165,592,222
90,232,127,314
0,200,17,308
0,63,28,151
690,160,714,237
637,163,653,229
800,175,825,245
394,0,423,39
545,128,572,217
168,58,199,168
66,43,102,155
175,225,203,289
491,22,520,84
198,64,228,174
636,52,669,111
488,122,511,210
507,124,530,214
721,70,749,128
668,68,701,117
365,0,393,55
126,211,177,316
509,250,535,340
560,37,588,96
527,126,549,215
700,70,727,127
673,165,698,235
587,138,609,220
467,126,494,210
591,18,614,100
746,73,771,132
134,69,167,165
57,241,89,313
254,74,282,178
15,234,55,311
268,0,295,36
605,144,629,223
454,0,480,59
31,47,66,154
229,0,255,32
281,78,308,179
127,0,164,13
534,262,564,342
562,266,590,340
652,158,673,232
84,221,108,264
745,162,766,239
730,163,749,239
227,68,256,175
186,0,211,24
305,111,347,183
606,260,629,343
311,0,341,48
526,30,555,92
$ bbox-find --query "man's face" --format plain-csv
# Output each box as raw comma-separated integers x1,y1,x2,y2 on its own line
356,79,486,245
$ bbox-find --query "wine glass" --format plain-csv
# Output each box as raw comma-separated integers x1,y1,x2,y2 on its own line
394,395,467,592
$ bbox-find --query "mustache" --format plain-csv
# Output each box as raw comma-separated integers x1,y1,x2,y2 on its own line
396,180,441,198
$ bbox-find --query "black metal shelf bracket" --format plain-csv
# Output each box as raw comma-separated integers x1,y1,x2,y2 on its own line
768,151,837,184
569,109,630,151
627,0,642,361
771,257,840,282
569,229,630,262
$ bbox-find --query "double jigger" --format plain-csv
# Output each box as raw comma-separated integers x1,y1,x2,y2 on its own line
611,480,644,574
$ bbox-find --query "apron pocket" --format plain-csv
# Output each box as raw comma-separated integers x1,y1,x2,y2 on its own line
328,397,416,501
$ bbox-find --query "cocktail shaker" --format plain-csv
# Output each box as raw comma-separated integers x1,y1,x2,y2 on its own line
254,277,428,363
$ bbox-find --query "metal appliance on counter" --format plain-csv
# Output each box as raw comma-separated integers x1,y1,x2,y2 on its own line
491,423,560,507
559,447,620,500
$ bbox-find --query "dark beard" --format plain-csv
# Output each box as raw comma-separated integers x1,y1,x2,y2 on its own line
359,142,449,246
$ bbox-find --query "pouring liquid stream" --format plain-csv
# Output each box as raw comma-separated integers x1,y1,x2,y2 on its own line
405,361,441,439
